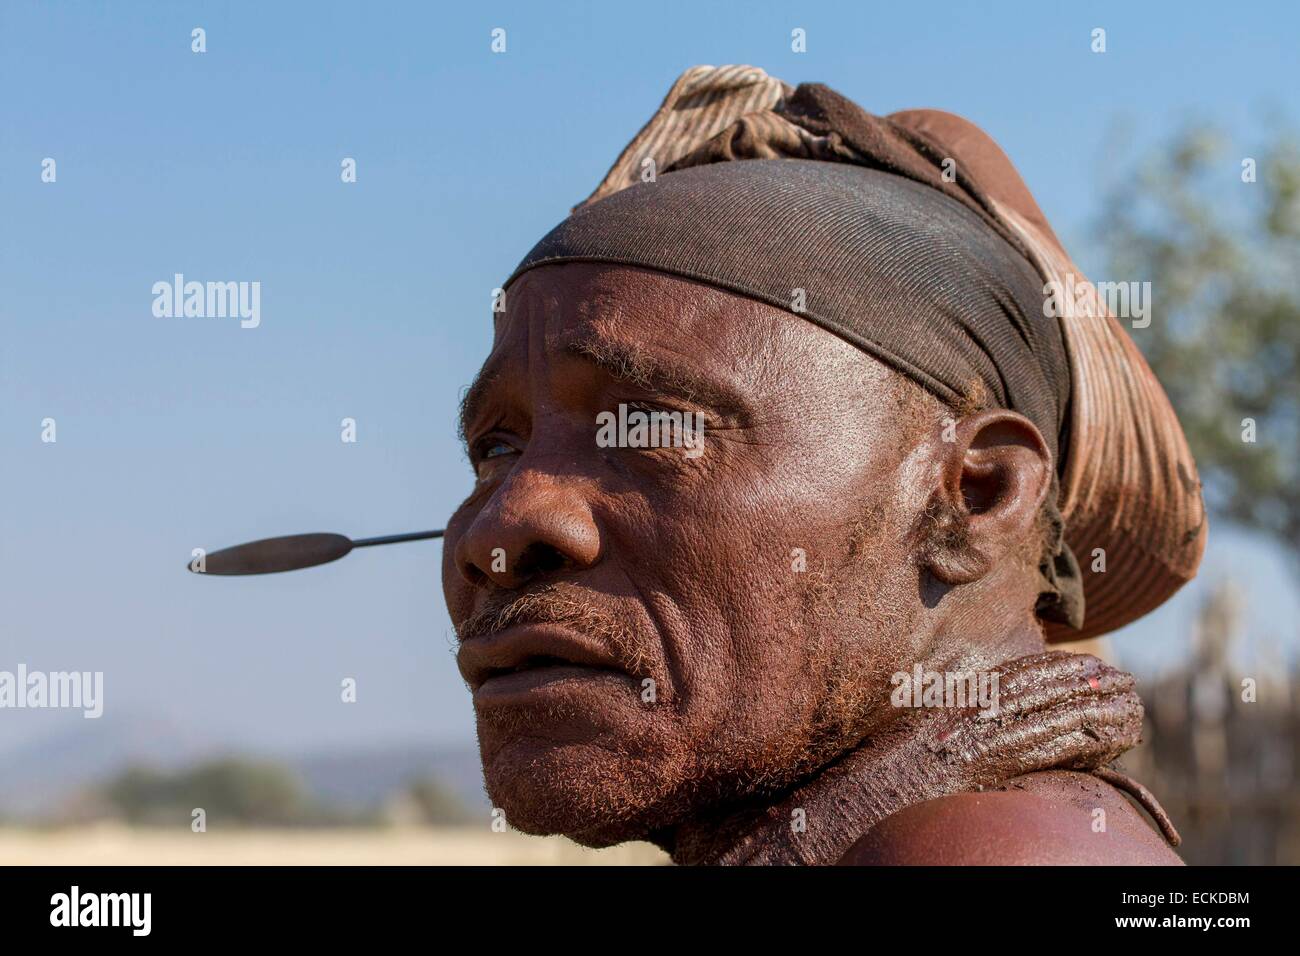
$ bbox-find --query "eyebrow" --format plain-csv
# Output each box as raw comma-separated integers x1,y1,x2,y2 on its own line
457,331,751,447
457,366,503,449
560,333,750,415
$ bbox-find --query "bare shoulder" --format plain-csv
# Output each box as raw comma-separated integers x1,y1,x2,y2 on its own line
838,770,1184,866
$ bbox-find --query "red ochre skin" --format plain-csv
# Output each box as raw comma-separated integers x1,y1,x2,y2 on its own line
840,771,1184,866
444,262,1178,866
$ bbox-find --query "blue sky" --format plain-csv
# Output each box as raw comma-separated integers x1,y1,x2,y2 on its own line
2,0,1297,756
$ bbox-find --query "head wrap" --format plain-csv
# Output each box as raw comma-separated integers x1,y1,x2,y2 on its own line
505,66,1207,640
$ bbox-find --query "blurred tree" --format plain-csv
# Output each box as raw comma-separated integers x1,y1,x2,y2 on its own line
103,758,318,826
1097,127,1300,552
401,776,472,825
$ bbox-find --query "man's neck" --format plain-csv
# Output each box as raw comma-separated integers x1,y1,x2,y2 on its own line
662,621,1061,865
663,711,932,865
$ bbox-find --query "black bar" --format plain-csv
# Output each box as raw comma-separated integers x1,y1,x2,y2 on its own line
1,865,1276,941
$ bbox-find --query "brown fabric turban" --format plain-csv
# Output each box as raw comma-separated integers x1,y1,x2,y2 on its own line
505,65,1207,641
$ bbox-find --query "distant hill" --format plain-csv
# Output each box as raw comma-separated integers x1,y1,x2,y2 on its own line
0,712,485,822
0,712,220,816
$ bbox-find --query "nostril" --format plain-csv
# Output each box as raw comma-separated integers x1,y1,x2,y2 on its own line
460,559,489,588
513,542,570,580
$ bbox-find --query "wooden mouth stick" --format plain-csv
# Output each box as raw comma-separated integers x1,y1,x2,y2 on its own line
189,530,444,576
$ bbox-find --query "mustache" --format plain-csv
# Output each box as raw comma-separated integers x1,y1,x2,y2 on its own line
455,583,648,671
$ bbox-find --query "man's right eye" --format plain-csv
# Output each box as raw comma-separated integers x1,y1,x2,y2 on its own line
473,440,519,481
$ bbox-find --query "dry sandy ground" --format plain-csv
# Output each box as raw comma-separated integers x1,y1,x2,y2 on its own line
0,825,670,866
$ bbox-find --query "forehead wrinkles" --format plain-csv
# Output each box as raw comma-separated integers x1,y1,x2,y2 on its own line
541,282,654,355
546,279,781,400
513,266,874,420
482,279,598,421
483,281,561,392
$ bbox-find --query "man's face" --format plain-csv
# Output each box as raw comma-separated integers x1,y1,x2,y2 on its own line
443,263,940,846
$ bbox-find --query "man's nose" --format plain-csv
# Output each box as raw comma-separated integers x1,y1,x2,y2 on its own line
454,465,601,589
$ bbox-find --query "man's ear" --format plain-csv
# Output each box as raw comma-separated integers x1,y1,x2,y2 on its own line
922,409,1054,585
